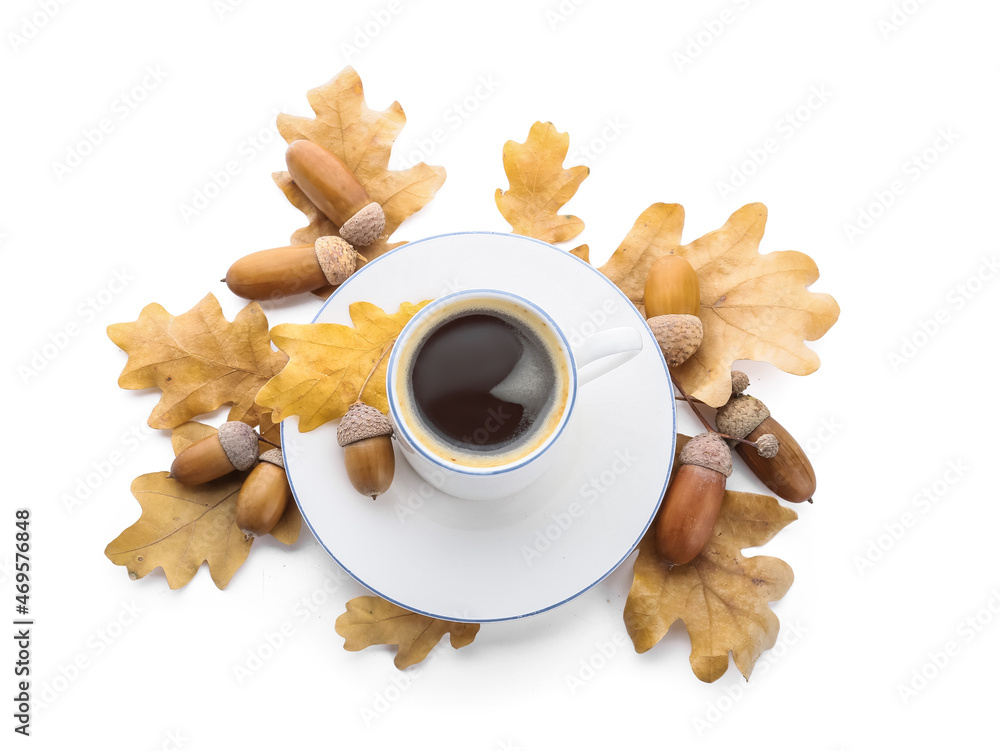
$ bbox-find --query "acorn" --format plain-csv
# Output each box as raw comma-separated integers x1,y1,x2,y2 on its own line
337,402,395,499
643,254,703,367
224,236,358,300
285,140,386,247
170,421,258,485
236,449,291,539
655,432,732,566
715,393,816,503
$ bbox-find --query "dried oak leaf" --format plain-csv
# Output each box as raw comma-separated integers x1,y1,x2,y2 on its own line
171,420,301,546
108,294,287,429
668,203,840,407
257,300,429,432
105,470,250,590
336,596,480,670
625,438,797,682
495,121,588,244
597,202,686,304
273,66,446,263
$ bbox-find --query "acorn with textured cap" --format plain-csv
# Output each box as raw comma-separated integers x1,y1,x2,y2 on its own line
338,402,395,499
655,432,732,566
224,236,359,300
236,449,291,539
643,254,703,367
285,139,386,247
170,421,258,485
715,393,816,503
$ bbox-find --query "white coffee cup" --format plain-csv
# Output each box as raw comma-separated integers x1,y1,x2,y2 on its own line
386,288,642,500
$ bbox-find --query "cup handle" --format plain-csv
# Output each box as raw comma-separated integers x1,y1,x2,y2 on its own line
572,327,643,386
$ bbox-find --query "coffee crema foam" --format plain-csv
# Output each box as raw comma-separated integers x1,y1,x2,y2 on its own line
395,297,571,468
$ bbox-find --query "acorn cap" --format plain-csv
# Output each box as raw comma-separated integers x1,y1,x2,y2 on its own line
217,421,259,471
339,202,385,247
679,432,733,477
715,394,770,439
259,448,284,468
731,370,750,395
314,236,357,286
648,314,703,368
755,434,779,459
337,402,393,447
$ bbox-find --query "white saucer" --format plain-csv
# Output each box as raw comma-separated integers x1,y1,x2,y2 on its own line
281,231,676,622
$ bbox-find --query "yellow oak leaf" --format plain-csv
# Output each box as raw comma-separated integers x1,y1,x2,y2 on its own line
108,294,287,429
668,203,840,407
170,420,301,546
257,300,429,432
105,471,250,590
335,596,480,670
273,66,446,262
624,435,797,682
495,121,589,244
597,202,686,307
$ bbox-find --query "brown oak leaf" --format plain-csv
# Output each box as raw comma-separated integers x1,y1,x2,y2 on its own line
256,300,428,432
667,203,840,407
273,66,446,263
624,436,797,682
105,471,250,590
108,294,287,429
336,596,480,670
495,121,588,244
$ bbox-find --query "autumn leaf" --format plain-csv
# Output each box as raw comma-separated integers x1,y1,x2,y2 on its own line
667,203,840,407
257,300,428,431
105,471,250,590
273,66,446,262
624,437,797,682
108,294,287,429
495,121,588,244
170,420,301,546
336,596,480,670
597,202,686,307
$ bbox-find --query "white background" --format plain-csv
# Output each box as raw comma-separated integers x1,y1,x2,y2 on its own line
3,0,998,747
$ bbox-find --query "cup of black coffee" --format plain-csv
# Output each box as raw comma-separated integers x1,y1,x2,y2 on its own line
387,289,642,500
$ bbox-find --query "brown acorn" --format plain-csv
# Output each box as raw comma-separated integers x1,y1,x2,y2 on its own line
655,432,732,566
715,393,816,503
643,254,703,367
170,421,258,485
285,140,386,247
236,449,291,539
224,236,358,300
337,402,395,499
